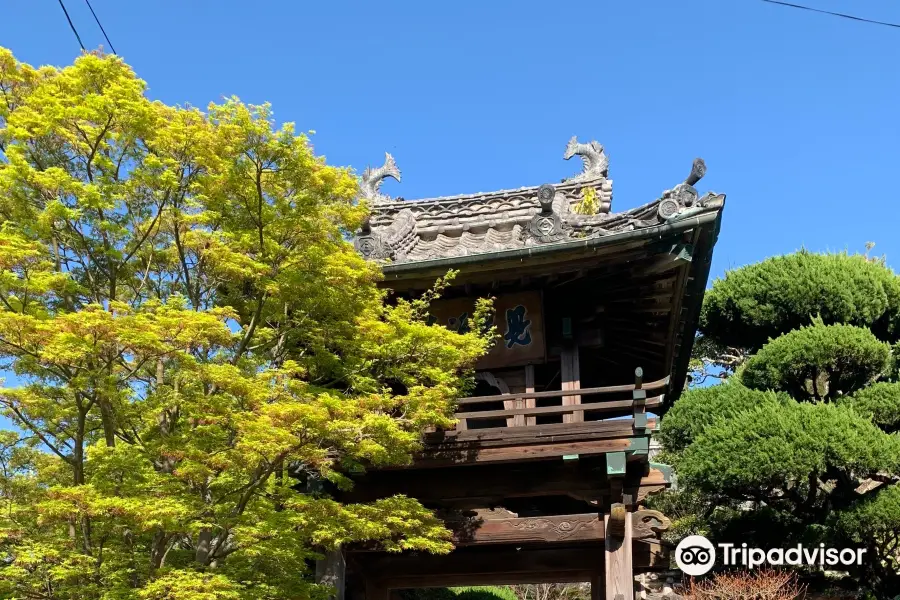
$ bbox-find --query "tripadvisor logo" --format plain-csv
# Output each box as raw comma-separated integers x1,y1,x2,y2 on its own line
675,535,866,576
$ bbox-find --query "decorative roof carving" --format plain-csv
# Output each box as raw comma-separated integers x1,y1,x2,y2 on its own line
353,139,724,264
564,136,609,182
524,184,570,244
353,216,394,260
360,152,401,205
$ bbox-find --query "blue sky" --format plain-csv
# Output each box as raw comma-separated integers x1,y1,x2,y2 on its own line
2,0,899,278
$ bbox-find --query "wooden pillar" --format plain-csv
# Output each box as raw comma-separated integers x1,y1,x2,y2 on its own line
604,510,634,600
525,364,536,426
316,549,346,600
561,347,582,423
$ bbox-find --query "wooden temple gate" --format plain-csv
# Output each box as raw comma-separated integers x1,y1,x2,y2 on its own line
324,138,725,599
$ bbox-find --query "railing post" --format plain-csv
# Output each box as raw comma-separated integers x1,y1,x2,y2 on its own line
452,373,668,429
561,346,583,423
525,364,536,426
633,367,647,435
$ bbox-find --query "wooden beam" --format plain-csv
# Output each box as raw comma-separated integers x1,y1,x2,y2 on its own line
341,458,668,506
455,377,669,404
351,541,669,589
455,395,662,421
451,510,671,547
414,437,634,467
429,418,640,444
454,513,604,546
373,570,598,588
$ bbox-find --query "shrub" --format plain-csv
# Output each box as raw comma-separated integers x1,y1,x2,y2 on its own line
658,381,789,453
701,251,900,350
835,484,900,596
454,588,519,600
678,401,900,495
840,381,900,433
399,587,518,600
742,323,892,401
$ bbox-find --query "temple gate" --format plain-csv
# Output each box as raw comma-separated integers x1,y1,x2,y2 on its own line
325,137,725,600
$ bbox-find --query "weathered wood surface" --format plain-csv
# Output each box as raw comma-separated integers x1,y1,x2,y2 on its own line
525,364,537,426
408,417,659,468
451,510,671,546
631,510,671,540
415,436,634,467
454,513,604,545
561,347,583,423
605,512,634,600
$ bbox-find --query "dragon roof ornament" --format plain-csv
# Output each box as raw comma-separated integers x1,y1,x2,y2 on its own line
352,138,724,264
360,152,401,205
563,136,609,182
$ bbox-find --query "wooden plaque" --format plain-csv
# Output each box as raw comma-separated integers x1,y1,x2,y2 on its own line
429,291,545,369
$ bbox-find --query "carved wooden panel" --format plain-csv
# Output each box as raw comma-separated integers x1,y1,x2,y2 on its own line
631,509,671,540
451,509,670,547
455,513,604,545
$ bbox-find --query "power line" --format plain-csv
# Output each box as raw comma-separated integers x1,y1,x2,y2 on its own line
83,0,117,54
57,0,86,51
761,0,900,29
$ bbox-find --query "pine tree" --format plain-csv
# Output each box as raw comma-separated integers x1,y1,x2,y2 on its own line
657,251,900,596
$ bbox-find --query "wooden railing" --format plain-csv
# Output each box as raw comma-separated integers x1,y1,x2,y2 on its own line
454,367,667,431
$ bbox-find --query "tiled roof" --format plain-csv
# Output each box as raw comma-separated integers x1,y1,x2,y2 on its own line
353,137,725,264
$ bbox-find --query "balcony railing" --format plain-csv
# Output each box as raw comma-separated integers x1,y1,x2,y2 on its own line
453,367,667,431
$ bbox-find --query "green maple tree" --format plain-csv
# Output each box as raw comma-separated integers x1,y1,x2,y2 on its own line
0,47,493,600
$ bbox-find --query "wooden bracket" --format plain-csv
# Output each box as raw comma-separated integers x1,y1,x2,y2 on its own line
631,509,672,540
606,452,626,476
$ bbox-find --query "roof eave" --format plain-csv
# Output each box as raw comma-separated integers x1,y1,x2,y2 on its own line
381,207,724,278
